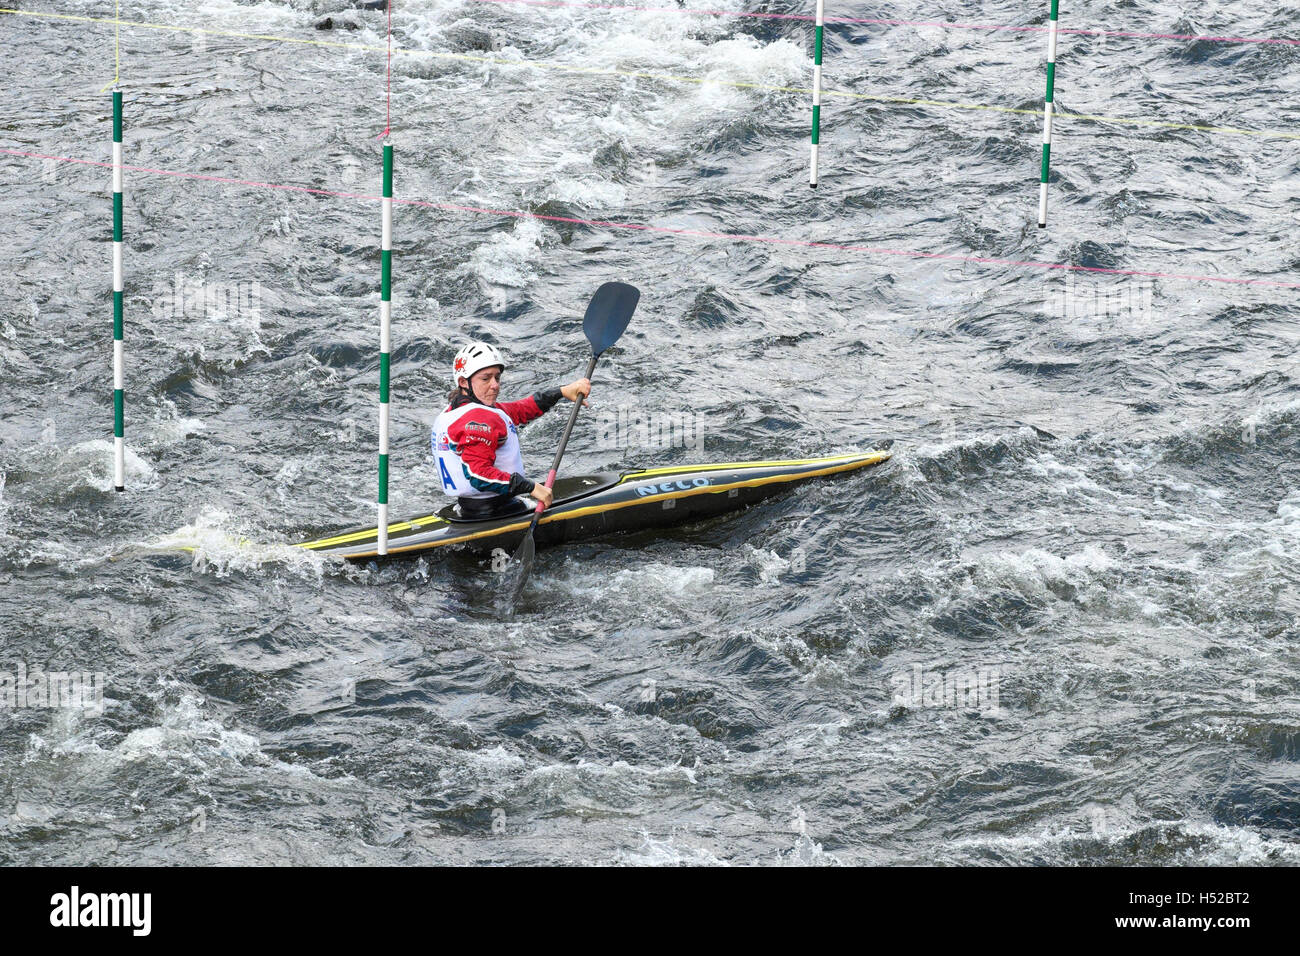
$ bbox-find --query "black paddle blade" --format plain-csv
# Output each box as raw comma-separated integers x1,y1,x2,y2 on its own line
583,282,639,357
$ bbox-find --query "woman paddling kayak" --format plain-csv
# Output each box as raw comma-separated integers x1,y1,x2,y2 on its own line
431,341,591,518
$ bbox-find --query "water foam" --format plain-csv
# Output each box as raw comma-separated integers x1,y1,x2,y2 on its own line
529,758,700,786
56,440,158,495
617,830,729,866
775,833,843,867
970,544,1119,604
461,217,556,290
554,559,716,603
146,508,335,581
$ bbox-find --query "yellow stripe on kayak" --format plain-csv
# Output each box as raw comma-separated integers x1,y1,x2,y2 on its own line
299,513,449,550
619,450,880,481
322,449,892,559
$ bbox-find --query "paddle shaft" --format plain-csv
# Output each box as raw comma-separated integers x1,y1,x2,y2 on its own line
503,281,638,614
524,353,598,531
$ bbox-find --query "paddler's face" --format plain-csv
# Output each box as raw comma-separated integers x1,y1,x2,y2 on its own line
467,367,502,404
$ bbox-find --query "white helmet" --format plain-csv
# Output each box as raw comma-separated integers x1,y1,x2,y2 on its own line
451,341,506,387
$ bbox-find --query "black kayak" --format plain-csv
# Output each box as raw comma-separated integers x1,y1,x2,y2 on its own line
298,449,891,561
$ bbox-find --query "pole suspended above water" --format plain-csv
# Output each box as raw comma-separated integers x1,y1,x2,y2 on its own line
1038,0,1060,228
112,90,126,491
809,0,825,188
377,143,393,555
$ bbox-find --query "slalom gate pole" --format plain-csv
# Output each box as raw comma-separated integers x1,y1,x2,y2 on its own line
1038,0,1060,228
810,0,825,187
112,90,125,491
377,143,393,554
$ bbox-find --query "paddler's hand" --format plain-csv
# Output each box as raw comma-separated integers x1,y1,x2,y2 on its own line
530,483,554,508
560,378,591,407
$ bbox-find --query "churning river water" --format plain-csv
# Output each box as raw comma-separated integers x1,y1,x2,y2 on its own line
1,0,1298,864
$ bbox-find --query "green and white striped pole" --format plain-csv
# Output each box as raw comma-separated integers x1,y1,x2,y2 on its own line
1038,0,1060,228
809,0,824,188
112,90,125,491
377,143,393,554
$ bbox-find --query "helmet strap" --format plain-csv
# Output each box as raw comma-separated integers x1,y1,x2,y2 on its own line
455,380,477,405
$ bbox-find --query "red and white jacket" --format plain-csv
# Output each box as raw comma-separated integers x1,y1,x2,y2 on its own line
431,388,562,499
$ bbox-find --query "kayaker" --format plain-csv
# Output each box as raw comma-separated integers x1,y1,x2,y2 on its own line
432,341,591,518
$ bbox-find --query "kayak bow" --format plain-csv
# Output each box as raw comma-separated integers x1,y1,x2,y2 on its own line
298,449,891,561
